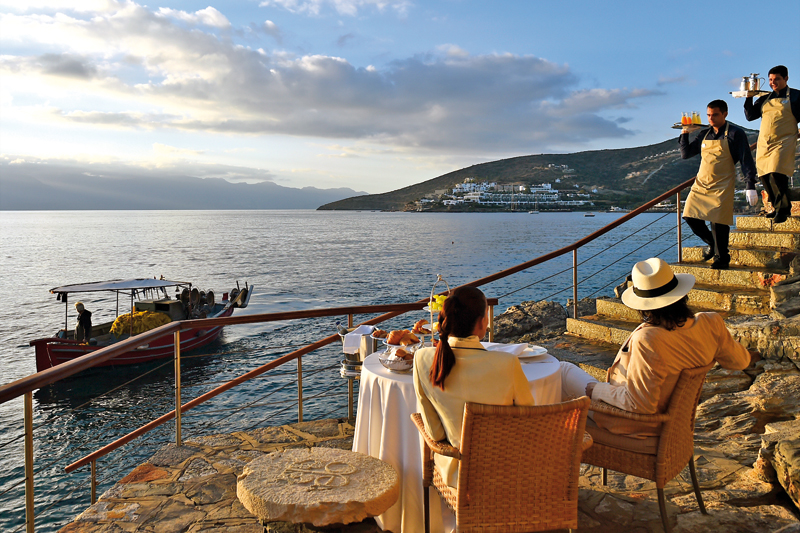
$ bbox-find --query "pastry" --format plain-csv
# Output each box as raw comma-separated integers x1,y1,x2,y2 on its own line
412,319,431,334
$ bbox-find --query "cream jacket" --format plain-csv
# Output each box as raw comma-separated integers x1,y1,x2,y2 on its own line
413,336,535,487
591,312,750,436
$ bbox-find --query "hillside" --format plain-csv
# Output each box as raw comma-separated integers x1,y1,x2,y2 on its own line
0,160,366,210
319,129,763,211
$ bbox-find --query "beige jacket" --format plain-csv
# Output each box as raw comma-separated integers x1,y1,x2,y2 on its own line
413,336,535,487
591,312,750,436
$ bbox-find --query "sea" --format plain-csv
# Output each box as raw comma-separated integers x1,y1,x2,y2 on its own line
0,209,686,532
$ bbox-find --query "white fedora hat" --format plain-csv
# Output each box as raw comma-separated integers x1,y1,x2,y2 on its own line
621,258,695,311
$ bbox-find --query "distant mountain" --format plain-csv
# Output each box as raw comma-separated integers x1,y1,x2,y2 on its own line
0,161,366,210
319,129,765,211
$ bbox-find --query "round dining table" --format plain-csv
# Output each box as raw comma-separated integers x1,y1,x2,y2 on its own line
352,348,562,533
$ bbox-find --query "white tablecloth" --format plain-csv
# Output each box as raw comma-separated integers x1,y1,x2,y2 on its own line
352,351,561,533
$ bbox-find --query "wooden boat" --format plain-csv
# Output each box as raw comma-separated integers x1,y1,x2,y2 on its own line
30,278,253,372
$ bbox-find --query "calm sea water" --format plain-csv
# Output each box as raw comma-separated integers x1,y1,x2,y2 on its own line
0,209,684,532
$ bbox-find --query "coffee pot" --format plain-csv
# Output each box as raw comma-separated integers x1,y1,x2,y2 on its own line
740,76,750,91
749,73,765,92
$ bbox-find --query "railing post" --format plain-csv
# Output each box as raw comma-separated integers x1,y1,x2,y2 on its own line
91,460,97,504
677,192,683,263
348,378,354,421
174,331,182,447
488,304,494,342
347,313,353,328
297,356,303,423
24,391,34,533
572,250,579,319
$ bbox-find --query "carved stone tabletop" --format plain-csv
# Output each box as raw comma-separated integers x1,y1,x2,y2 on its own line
237,447,399,527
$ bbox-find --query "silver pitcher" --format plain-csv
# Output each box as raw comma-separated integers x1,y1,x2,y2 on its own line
740,76,750,92
749,73,765,92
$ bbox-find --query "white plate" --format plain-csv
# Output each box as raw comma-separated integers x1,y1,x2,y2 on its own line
518,345,548,359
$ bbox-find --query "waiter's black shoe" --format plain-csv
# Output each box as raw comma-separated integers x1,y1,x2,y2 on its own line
773,208,791,224
710,258,730,270
701,246,715,261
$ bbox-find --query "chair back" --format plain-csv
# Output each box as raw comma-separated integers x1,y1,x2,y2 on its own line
454,396,590,532
656,362,714,484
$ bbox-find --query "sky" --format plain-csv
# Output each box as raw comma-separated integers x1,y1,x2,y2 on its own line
1,0,798,194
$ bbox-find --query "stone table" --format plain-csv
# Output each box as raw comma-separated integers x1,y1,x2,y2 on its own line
237,447,399,530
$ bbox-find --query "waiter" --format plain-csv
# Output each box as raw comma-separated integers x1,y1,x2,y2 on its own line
744,65,800,224
680,99,757,270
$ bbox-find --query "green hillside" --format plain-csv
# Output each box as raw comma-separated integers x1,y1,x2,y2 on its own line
318,129,762,211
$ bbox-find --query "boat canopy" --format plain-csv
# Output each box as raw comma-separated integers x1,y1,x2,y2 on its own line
50,278,191,296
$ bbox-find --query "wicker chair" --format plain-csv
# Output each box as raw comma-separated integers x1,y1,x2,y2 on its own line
581,363,714,533
411,397,592,533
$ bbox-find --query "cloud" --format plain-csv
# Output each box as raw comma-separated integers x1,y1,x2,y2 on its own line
156,7,230,28
336,32,356,47
657,75,688,86
1,2,663,156
37,53,98,79
258,0,412,17
152,143,204,156
436,44,468,58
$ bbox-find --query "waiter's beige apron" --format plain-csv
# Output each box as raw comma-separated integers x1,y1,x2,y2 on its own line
683,123,735,225
757,87,797,177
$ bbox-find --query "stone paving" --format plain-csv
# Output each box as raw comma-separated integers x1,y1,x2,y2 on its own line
59,414,799,533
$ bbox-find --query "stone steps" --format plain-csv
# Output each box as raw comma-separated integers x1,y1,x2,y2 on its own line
565,211,800,354
730,228,800,251
565,315,639,347
595,283,770,320
670,262,787,291
682,245,799,270
735,214,800,232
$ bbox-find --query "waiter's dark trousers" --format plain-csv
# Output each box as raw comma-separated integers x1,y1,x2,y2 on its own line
683,217,730,261
760,172,791,218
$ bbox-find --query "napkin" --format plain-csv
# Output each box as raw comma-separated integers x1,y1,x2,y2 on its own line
342,325,375,354
480,342,529,356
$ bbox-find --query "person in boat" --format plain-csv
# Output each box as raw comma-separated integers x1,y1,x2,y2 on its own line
558,258,757,444
75,301,92,344
744,65,800,224
679,99,757,270
413,286,535,488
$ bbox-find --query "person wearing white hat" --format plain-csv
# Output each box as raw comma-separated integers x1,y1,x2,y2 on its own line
559,258,756,441
75,301,92,344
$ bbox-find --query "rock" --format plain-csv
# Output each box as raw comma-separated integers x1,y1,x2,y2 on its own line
674,501,798,533
725,314,800,365
756,420,800,484
774,523,800,533
149,444,201,467
774,437,800,512
773,297,800,320
493,300,569,342
236,448,399,527
701,367,752,402
773,280,800,318
566,297,597,318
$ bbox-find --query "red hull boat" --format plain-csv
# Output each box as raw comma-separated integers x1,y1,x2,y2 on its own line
30,278,252,372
